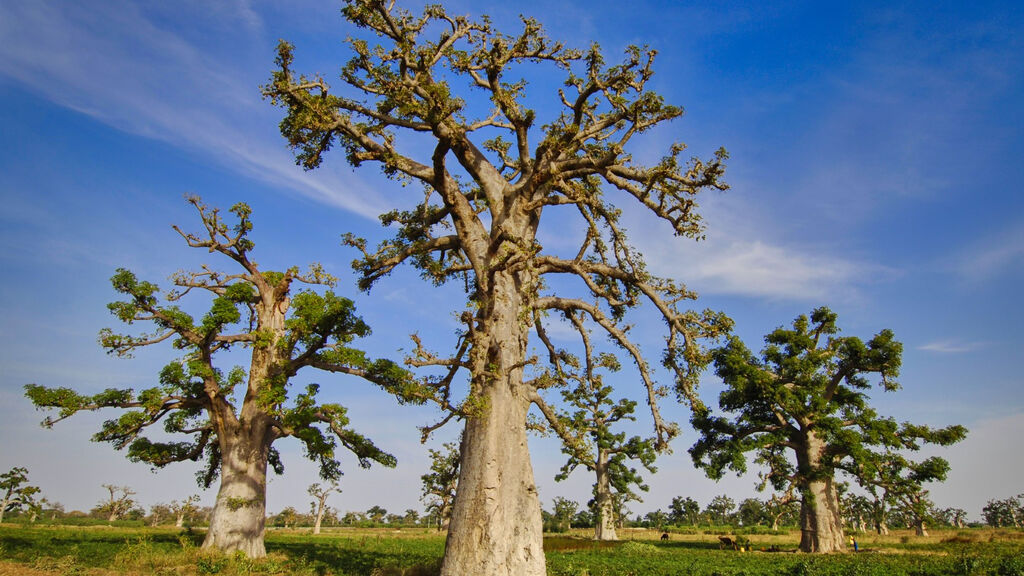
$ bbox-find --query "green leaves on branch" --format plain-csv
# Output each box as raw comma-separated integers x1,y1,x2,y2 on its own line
25,197,413,496
689,307,966,509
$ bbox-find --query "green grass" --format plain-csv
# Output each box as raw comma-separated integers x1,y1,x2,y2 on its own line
0,524,1021,576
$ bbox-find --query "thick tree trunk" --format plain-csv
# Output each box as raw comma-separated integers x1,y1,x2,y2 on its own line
593,451,617,541
175,513,185,528
440,273,545,576
915,520,928,537
796,432,846,553
799,478,846,552
202,433,270,558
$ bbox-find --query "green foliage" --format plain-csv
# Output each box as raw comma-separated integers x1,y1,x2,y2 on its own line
0,466,40,521
690,307,966,544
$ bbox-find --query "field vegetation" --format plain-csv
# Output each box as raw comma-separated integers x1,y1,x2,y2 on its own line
1,524,1021,576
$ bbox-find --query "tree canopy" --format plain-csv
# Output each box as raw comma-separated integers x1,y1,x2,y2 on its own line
25,197,418,556
690,307,966,552
266,1,730,573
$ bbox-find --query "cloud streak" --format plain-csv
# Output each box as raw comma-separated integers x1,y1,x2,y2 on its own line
917,340,985,354
952,220,1024,282
627,195,890,302
0,1,385,219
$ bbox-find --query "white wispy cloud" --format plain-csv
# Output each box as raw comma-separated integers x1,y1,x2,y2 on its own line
0,1,385,219
917,340,985,354
952,220,1024,282
626,195,891,302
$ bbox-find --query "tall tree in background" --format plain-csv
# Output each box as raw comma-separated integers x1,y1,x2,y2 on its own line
668,496,701,527
0,467,39,524
855,450,956,537
531,316,658,540
690,307,966,552
308,481,341,535
96,484,137,522
171,495,201,528
421,438,460,531
267,1,728,573
25,198,417,557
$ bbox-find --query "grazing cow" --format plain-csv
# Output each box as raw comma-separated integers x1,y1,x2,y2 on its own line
661,532,669,541
719,536,738,550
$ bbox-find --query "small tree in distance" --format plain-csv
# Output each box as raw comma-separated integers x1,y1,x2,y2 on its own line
96,484,137,522
308,481,340,534
690,307,966,552
25,198,419,557
171,495,201,528
532,316,660,541
0,467,39,524
421,438,460,531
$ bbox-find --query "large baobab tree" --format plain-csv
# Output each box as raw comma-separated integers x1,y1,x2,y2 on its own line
690,307,966,552
266,1,729,574
25,198,417,557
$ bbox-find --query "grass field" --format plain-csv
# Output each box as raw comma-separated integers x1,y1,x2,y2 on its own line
0,524,1022,575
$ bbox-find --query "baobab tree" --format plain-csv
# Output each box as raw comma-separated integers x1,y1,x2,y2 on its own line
690,307,966,552
25,198,417,557
531,315,659,540
0,467,39,523
854,451,955,537
420,438,460,531
96,484,137,522
266,2,729,573
171,495,201,528
308,481,340,534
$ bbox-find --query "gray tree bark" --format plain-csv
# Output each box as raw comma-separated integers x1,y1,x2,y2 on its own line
593,451,617,541
202,430,270,558
440,272,545,576
796,433,846,553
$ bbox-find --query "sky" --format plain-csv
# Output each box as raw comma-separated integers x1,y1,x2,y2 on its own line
0,0,1021,523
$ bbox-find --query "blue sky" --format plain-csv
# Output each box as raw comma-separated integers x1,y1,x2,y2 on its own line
0,0,1021,521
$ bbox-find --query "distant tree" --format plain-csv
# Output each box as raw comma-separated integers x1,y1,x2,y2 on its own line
668,496,701,527
737,498,766,527
266,2,730,573
420,438,460,531
273,507,301,528
856,451,956,537
947,508,968,529
308,481,340,535
982,494,1023,528
366,505,388,524
402,509,421,526
552,497,579,532
643,509,668,530
171,495,201,528
0,467,39,524
764,484,800,531
341,511,365,526
573,508,594,529
691,307,966,552
532,324,659,541
25,198,418,557
149,503,173,526
94,484,137,522
932,506,968,529
844,494,874,533
704,495,736,526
